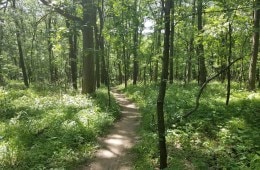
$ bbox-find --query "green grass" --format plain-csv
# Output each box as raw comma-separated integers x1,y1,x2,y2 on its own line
0,82,120,169
121,82,260,170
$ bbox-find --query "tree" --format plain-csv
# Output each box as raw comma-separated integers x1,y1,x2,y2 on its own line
169,0,175,84
66,20,78,90
156,0,171,168
47,16,58,83
12,0,29,88
197,0,207,86
133,0,139,85
40,0,96,94
248,0,260,91
0,2,5,84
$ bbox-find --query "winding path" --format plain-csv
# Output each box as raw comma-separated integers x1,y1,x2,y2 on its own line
82,89,140,170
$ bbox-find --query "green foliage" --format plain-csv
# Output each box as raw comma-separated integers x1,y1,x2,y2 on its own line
0,82,120,169
122,82,260,169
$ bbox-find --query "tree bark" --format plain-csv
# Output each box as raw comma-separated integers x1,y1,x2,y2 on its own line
0,20,3,84
157,0,171,168
197,0,207,86
95,23,100,88
248,0,260,91
12,0,29,88
169,0,174,84
133,0,139,85
66,21,78,90
226,23,232,105
98,1,107,86
47,17,57,83
82,0,96,94
187,0,196,83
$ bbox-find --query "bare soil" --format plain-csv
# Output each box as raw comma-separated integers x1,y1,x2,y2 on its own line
80,89,140,170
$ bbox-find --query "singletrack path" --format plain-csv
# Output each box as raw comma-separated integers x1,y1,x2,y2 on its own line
82,89,140,170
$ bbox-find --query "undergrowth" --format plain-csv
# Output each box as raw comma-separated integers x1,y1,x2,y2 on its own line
121,82,260,170
0,81,120,169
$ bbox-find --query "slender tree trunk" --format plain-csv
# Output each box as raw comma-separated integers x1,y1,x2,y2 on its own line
157,0,171,168
169,0,174,84
66,21,78,90
82,0,96,94
226,23,232,105
12,0,29,88
154,60,159,82
47,17,56,83
133,0,139,85
187,0,196,83
197,0,207,86
106,44,111,106
16,31,29,87
0,22,3,84
98,0,107,86
118,62,123,84
248,0,260,91
100,35,107,85
72,33,78,89
95,24,100,88
123,33,128,88
154,10,163,83
149,55,153,82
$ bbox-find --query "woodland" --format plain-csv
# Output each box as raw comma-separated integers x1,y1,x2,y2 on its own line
0,0,260,169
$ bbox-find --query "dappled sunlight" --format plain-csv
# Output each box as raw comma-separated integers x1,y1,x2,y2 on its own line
96,149,117,158
86,90,140,169
0,84,120,169
123,82,260,169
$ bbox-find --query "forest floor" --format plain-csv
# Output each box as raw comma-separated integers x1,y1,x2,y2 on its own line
81,89,140,170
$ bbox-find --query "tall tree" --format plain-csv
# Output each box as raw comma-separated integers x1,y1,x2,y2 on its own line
169,0,175,84
157,0,171,168
187,0,196,83
12,0,29,88
66,20,78,90
248,0,260,91
47,16,58,83
197,0,207,86
226,22,232,105
133,0,139,85
0,16,4,84
98,0,107,86
40,0,96,94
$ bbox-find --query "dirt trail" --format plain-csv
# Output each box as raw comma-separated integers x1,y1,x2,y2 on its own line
81,89,140,170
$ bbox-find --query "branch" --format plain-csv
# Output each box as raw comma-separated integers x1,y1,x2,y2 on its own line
39,0,82,23
36,13,49,26
173,57,243,125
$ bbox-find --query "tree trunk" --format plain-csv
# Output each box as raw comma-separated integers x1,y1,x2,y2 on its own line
98,0,107,86
133,0,139,85
0,22,3,84
187,0,196,83
197,0,207,86
157,0,171,168
16,31,29,88
123,35,128,88
100,35,107,85
47,17,56,83
66,21,78,90
169,0,174,84
248,0,260,91
12,0,29,88
72,33,78,89
226,23,232,105
95,24,100,89
82,0,96,94
118,62,123,84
